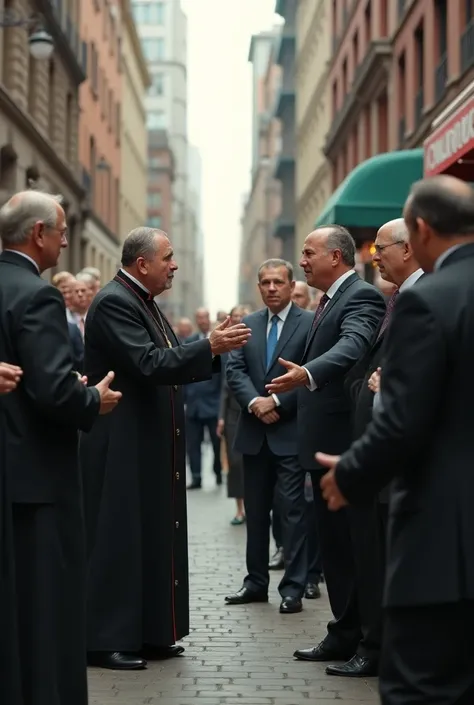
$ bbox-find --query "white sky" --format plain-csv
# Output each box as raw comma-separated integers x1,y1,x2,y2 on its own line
182,0,277,316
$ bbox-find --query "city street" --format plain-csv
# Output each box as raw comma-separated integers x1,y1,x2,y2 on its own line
88,457,380,705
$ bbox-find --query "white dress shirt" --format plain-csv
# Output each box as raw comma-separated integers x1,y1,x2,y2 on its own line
304,269,356,391
119,268,150,294
248,301,293,413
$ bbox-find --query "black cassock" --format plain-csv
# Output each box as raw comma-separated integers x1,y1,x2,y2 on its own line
80,272,217,650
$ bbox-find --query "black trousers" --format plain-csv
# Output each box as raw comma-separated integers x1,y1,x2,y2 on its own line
271,506,282,549
186,417,221,482
380,600,474,705
306,499,323,583
243,442,308,598
10,502,88,705
310,469,361,653
346,500,387,660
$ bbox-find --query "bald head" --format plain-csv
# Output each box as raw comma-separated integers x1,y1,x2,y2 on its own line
300,225,356,291
292,280,311,309
176,317,193,339
373,217,419,287
378,218,409,243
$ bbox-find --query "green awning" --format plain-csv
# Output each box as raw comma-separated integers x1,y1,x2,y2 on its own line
315,149,424,229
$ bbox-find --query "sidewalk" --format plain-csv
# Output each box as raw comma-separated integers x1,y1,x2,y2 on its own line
88,460,380,704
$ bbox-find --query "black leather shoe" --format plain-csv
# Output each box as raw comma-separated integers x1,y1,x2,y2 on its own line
293,640,353,662
187,481,201,490
280,596,302,614
326,654,378,677
87,651,147,670
268,547,284,570
141,644,185,660
304,582,321,599
215,474,223,486
225,587,268,604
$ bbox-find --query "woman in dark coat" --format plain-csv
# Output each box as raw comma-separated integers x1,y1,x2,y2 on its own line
217,305,248,525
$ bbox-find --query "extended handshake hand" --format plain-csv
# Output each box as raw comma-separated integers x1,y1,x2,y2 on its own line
95,371,123,414
0,362,23,395
209,317,251,355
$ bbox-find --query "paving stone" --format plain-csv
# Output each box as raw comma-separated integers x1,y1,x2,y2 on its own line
88,450,380,704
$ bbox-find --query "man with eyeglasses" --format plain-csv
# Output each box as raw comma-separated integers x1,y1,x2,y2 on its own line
336,218,424,678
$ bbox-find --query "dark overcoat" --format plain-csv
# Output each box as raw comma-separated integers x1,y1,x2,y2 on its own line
80,272,216,650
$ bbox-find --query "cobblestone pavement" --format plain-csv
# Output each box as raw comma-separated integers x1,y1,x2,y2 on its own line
88,456,380,705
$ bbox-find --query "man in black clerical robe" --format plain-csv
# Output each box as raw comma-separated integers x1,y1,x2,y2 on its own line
0,191,120,705
80,226,250,670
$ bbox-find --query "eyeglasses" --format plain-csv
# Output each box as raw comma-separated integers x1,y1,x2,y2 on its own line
373,241,404,254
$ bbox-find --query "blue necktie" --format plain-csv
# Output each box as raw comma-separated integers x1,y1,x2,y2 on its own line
266,314,279,369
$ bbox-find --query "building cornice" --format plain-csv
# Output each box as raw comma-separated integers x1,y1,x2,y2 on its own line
120,0,151,88
0,85,84,197
324,40,391,158
295,0,326,75
296,160,330,211
296,63,329,136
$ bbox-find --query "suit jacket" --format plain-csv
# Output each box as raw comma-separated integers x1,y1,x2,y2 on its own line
0,251,100,502
297,272,386,469
219,353,240,418
334,243,474,607
183,332,221,419
68,321,84,373
226,303,313,456
345,273,427,502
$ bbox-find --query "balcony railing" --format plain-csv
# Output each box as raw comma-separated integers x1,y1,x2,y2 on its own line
435,54,448,102
398,117,406,148
415,87,424,128
461,20,474,73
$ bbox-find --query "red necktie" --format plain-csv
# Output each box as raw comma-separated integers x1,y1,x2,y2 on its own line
377,289,399,339
312,294,330,329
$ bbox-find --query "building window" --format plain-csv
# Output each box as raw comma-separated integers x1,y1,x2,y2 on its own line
48,60,55,141
148,192,162,208
147,111,166,129
90,42,98,96
133,2,165,24
149,156,163,167
352,31,359,73
141,37,164,61
149,72,164,96
148,216,162,228
65,93,73,162
435,0,448,57
364,1,372,45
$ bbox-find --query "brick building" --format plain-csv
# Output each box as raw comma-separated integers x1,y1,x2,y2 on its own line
0,0,85,273
78,0,122,281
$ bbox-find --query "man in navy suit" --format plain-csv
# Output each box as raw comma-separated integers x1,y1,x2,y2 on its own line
184,308,222,489
225,259,313,614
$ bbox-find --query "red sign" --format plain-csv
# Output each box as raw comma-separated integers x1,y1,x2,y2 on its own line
424,95,474,177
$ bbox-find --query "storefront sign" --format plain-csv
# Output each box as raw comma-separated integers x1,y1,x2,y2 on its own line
424,96,474,177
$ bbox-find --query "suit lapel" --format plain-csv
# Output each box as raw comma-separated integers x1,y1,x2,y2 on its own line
267,304,300,373
303,272,360,359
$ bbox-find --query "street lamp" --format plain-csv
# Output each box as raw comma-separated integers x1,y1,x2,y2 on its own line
0,10,54,60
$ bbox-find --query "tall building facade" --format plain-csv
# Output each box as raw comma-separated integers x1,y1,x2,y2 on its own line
78,0,122,281
0,0,85,274
239,28,282,310
273,0,297,264
187,143,204,307
295,0,331,263
132,0,199,321
119,0,149,242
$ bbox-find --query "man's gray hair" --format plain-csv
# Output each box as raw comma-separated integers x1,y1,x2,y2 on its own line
316,225,356,267
121,226,165,267
80,266,101,280
76,271,95,285
0,190,63,246
258,258,294,282
383,218,409,243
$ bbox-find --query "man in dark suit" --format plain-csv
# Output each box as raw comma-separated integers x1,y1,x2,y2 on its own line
0,190,121,705
80,228,250,670
225,259,313,614
333,218,424,677
185,308,222,489
267,226,385,662
318,175,474,704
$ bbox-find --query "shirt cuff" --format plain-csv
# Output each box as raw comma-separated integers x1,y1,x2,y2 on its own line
248,397,258,413
304,367,317,391
272,393,281,407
